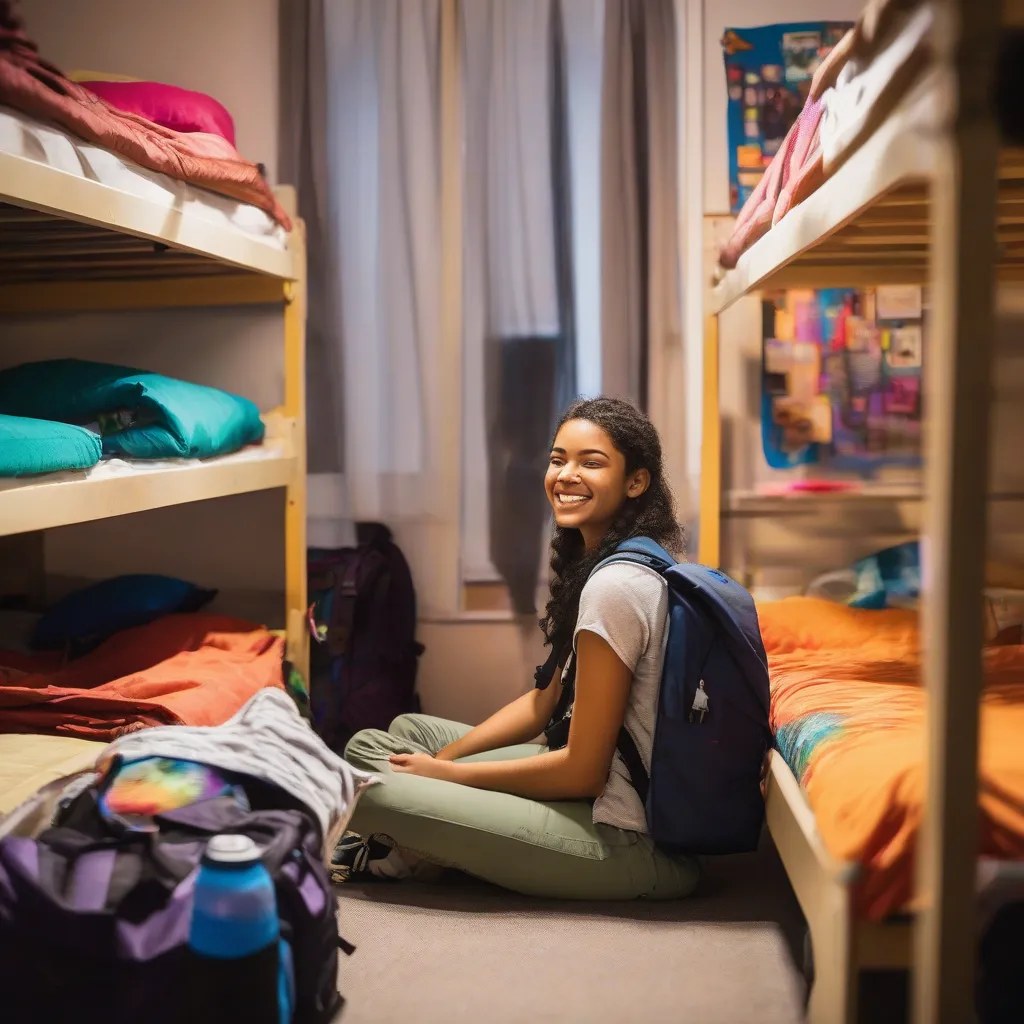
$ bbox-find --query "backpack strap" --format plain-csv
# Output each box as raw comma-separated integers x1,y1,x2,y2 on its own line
330,557,362,657
615,727,650,805
590,536,676,578
589,537,676,802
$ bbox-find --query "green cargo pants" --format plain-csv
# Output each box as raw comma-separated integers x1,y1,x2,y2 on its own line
344,714,699,901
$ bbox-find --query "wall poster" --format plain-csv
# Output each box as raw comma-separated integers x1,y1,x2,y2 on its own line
761,288,925,474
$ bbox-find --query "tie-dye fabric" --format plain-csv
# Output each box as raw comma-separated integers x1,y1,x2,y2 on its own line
100,756,238,827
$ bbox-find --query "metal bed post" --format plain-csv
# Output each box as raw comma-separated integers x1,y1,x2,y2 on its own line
913,0,1000,1020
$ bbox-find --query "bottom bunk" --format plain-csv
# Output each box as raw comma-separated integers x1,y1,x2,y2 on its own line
759,598,1024,1021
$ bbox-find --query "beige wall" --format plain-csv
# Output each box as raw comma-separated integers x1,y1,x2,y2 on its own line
19,0,280,179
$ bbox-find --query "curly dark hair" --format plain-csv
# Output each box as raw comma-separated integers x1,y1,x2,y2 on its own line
538,396,684,654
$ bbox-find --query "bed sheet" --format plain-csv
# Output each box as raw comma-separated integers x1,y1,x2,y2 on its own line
0,433,287,497
759,597,1024,921
817,2,933,175
0,104,288,248
0,732,103,815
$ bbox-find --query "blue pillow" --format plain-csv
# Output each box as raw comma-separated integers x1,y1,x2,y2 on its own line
30,574,217,652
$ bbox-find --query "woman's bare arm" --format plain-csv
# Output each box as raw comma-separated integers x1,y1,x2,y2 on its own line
393,629,630,800
433,678,562,761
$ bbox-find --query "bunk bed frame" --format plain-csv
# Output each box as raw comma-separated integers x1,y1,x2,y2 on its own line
698,2,1019,1021
0,155,309,684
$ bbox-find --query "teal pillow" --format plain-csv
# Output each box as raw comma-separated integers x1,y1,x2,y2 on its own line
0,414,102,477
0,359,264,460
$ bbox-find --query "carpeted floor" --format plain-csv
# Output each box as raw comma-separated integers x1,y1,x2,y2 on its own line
336,833,814,1024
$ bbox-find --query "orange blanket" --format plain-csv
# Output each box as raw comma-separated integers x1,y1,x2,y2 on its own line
760,598,1024,921
0,1,291,230
0,614,285,741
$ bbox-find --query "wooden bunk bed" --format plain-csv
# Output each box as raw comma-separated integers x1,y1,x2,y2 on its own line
0,115,309,717
699,1,1023,1021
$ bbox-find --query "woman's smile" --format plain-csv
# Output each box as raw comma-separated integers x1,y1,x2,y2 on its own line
555,492,591,506
545,418,644,549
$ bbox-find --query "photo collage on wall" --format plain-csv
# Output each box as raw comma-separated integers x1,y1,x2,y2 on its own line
722,22,852,214
760,287,925,473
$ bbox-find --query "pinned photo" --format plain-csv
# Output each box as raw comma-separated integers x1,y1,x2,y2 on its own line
782,30,823,82
772,395,832,450
887,326,923,368
885,377,920,415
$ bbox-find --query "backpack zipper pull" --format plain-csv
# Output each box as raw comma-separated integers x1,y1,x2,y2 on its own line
690,680,710,723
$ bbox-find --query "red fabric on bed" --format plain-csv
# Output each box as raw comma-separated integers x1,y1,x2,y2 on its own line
0,2,290,230
717,97,825,271
0,614,285,741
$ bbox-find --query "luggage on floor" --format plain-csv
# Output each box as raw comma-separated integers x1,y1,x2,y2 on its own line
0,777,347,1024
307,522,424,752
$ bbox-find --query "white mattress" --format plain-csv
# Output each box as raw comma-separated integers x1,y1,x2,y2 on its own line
819,3,936,174
0,104,288,251
0,434,291,498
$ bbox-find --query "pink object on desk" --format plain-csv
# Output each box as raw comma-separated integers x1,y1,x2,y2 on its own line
759,479,860,496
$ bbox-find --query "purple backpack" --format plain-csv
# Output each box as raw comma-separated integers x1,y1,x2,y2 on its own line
0,785,347,1024
308,522,424,752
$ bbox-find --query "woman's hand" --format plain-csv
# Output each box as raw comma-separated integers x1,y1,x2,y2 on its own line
389,752,457,782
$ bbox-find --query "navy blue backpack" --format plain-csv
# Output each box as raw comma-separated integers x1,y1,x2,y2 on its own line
543,537,772,855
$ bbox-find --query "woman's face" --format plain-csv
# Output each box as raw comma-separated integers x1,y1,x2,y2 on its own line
545,418,650,550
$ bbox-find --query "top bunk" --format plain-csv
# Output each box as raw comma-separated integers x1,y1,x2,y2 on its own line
710,0,1024,314
0,6,305,536
0,104,298,311
0,6,299,313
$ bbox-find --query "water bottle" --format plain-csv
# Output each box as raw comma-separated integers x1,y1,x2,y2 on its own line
185,834,292,1024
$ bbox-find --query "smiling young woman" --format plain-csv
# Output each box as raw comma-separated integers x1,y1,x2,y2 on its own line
339,397,698,900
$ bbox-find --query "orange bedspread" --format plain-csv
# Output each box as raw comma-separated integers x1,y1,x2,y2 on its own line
759,598,1024,921
0,614,285,741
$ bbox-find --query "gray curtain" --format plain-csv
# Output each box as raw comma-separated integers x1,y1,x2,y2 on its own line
279,0,340,475
281,0,681,598
279,1,444,520
462,0,576,612
600,0,681,412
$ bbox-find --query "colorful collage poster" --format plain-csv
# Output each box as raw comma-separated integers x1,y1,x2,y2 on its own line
722,22,852,214
761,288,925,473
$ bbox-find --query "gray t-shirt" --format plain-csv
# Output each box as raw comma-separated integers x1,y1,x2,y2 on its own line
568,561,668,833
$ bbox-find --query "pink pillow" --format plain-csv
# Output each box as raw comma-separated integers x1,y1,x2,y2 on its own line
82,80,236,146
